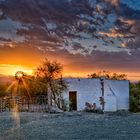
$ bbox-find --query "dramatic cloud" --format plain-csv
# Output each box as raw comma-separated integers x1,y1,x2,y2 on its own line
105,0,119,7
0,0,139,80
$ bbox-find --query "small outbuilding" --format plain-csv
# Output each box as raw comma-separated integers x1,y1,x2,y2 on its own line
62,78,129,112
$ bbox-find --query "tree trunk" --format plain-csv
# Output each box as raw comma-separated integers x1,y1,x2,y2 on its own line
49,82,60,108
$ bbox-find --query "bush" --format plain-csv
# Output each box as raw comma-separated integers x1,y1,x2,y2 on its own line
129,82,140,112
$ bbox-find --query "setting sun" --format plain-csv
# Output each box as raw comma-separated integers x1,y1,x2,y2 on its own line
15,71,24,79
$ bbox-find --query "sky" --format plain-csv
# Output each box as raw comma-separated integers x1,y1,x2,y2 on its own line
0,0,140,81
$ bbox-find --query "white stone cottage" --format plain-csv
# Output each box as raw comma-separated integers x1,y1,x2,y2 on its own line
62,78,129,112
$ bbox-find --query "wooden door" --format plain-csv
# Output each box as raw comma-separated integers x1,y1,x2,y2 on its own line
69,91,77,110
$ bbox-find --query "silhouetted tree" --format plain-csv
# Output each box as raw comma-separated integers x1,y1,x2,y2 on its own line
34,58,67,108
0,84,7,97
88,70,127,80
22,76,48,97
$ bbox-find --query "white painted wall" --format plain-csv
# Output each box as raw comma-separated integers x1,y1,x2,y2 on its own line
104,80,129,111
63,78,129,112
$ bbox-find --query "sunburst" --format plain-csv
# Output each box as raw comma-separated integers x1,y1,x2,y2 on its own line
6,71,32,130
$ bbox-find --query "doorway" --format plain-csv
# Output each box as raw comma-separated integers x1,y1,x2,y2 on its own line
69,91,77,111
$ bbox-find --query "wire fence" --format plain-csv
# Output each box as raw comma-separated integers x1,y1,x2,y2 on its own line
0,96,49,112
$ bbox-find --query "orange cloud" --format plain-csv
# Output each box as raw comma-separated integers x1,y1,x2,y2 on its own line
99,29,125,38
0,64,33,76
105,0,119,7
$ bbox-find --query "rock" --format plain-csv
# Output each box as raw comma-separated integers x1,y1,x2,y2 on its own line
49,107,63,113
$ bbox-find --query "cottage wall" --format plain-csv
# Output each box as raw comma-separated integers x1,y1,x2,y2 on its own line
63,78,129,112
63,78,102,111
104,80,129,111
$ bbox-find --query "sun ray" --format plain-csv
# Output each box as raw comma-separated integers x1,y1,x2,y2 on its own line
24,75,33,80
5,70,33,130
21,78,31,99
6,81,16,92
11,80,20,129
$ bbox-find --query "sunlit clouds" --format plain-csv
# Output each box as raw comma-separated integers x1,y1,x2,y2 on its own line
99,28,125,38
0,64,33,76
0,0,139,81
105,0,119,7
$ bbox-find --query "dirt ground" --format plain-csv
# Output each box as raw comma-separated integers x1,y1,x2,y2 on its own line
0,111,140,140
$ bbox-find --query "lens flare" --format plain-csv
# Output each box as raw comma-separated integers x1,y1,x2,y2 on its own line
15,71,24,80
6,71,32,131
